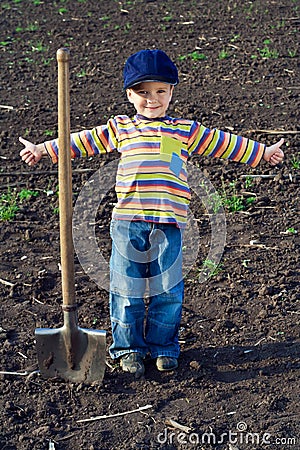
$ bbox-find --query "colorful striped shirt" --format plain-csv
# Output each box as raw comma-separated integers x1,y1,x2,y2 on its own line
44,114,265,228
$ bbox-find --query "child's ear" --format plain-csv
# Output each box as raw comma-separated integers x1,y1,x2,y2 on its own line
126,89,134,104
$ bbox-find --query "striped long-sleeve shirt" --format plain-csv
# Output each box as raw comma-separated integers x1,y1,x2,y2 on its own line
44,114,265,228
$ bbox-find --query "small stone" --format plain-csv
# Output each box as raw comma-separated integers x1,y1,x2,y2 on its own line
32,425,50,436
190,360,201,370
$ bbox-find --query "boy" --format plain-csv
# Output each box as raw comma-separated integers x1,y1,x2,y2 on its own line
20,49,284,378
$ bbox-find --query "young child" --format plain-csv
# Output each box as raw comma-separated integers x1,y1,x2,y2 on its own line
20,49,284,378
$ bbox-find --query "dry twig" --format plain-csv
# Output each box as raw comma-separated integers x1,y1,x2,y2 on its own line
0,370,39,376
0,104,14,110
165,418,191,433
0,278,15,287
244,129,300,135
77,404,153,423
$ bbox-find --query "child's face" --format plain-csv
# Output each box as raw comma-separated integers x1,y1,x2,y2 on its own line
126,81,174,118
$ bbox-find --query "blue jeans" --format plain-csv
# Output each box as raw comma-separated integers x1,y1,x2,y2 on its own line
109,220,184,359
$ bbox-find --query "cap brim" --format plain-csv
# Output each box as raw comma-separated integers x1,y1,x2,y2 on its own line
124,78,178,90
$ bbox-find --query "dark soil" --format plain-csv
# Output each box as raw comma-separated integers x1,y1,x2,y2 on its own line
0,1,299,449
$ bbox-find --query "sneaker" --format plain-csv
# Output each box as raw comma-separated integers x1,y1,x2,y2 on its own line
156,356,178,372
120,352,145,377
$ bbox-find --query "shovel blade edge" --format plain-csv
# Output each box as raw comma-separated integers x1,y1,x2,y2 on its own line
35,327,106,384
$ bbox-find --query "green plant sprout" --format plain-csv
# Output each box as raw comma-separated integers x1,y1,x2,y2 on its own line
286,227,297,234
259,46,279,58
18,189,39,202
220,179,256,212
179,51,207,61
257,40,279,58
0,189,39,221
76,68,87,78
244,176,253,188
44,129,56,137
291,155,300,169
0,40,12,47
230,34,240,43
0,191,19,221
218,49,230,60
200,259,223,278
288,48,297,58
162,15,173,22
42,57,54,66
31,41,48,52
16,24,39,32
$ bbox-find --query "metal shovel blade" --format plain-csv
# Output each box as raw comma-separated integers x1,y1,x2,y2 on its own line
35,310,106,383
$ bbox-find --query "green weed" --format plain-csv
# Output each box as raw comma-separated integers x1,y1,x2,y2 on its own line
244,176,253,189
44,129,56,137
288,48,297,58
257,41,279,58
76,68,87,78
0,189,39,221
179,51,207,61
286,227,297,234
230,34,240,43
0,191,19,221
0,40,12,47
291,155,300,169
42,57,54,66
259,46,279,58
218,49,230,60
18,189,39,202
221,179,256,212
200,259,223,278
31,41,48,52
15,24,39,32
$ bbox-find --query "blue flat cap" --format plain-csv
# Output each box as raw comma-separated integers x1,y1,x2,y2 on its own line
123,49,179,90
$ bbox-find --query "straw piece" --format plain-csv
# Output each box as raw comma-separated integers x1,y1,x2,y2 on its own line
77,404,153,423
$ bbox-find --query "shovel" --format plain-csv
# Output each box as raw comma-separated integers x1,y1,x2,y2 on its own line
35,48,106,383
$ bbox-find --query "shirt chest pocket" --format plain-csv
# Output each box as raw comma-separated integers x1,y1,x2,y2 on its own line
160,135,186,178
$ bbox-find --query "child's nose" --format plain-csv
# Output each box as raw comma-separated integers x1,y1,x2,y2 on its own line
147,92,158,103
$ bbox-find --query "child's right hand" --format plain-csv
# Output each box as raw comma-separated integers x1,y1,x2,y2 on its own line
19,137,44,166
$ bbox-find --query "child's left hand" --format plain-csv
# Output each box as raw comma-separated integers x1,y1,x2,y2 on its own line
263,138,284,166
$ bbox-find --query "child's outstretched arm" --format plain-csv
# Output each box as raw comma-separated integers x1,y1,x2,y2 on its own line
19,137,48,166
263,138,284,166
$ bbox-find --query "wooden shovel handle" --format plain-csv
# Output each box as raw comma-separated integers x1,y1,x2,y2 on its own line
57,48,75,306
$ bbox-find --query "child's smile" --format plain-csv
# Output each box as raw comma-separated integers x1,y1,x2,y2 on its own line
127,81,174,119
